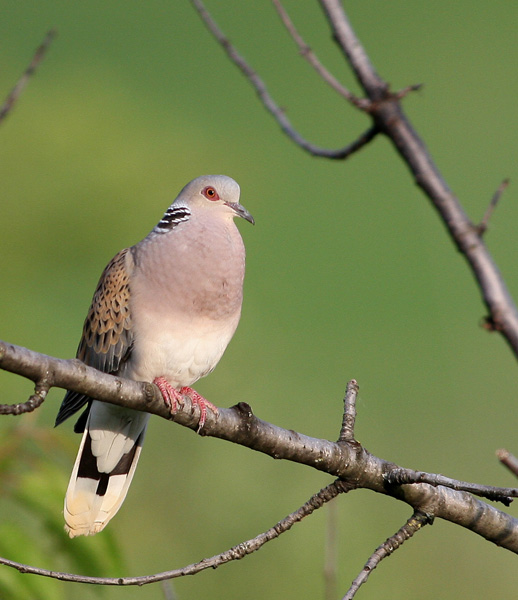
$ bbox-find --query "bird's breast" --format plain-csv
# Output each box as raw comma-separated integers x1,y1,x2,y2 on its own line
125,219,246,385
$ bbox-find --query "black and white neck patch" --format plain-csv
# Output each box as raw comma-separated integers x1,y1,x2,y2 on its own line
153,206,191,234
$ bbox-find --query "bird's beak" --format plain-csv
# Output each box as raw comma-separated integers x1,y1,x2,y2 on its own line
226,201,255,225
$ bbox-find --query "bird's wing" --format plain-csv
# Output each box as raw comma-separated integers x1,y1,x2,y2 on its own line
55,247,134,426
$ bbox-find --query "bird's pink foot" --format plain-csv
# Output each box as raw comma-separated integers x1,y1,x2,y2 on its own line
179,386,218,431
153,378,218,431
153,377,184,414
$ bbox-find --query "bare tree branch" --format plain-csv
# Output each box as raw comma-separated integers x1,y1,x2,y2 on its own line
318,1,386,98
317,0,518,357
385,467,515,505
0,479,351,585
343,511,432,600
0,340,163,419
2,339,518,554
0,380,49,415
192,0,518,358
0,29,56,124
190,0,379,159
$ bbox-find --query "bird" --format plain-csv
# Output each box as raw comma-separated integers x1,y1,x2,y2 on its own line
55,175,254,537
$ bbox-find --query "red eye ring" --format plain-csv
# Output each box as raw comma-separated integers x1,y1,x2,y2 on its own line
202,186,220,201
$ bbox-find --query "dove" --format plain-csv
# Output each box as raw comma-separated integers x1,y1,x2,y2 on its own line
55,175,254,537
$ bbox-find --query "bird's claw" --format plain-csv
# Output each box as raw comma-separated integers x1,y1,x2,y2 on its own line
153,377,218,431
179,386,218,431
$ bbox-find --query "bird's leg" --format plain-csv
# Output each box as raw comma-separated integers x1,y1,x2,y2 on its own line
153,377,184,414
179,386,218,431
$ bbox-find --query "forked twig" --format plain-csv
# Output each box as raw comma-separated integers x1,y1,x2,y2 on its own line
343,511,432,600
318,0,518,357
190,0,379,159
0,29,57,124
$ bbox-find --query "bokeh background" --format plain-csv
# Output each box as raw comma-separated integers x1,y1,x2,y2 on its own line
1,1,518,599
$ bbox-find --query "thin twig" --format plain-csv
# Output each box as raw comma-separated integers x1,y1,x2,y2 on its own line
385,467,515,505
342,511,432,600
0,479,352,585
338,379,359,442
498,449,518,479
190,0,379,159
393,83,423,100
271,0,366,109
0,29,57,124
477,178,510,235
0,381,49,415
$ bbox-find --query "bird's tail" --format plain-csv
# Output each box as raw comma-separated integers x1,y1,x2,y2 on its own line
64,400,150,537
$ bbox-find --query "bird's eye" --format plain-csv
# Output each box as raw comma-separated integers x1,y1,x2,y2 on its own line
202,186,219,201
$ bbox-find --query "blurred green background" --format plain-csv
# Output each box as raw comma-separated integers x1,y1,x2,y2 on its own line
1,1,518,598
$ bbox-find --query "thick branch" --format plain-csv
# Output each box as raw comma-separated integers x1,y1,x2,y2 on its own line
2,339,518,553
318,0,518,357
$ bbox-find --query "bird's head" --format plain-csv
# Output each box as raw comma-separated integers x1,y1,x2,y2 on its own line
175,175,255,225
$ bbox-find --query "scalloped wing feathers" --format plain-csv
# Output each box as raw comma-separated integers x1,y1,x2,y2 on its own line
55,248,134,427
78,247,134,374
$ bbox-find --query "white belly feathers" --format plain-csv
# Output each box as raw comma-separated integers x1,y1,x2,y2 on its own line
124,310,240,386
